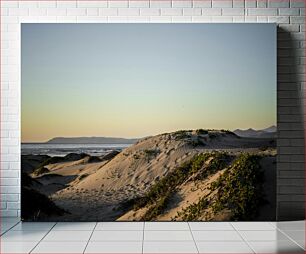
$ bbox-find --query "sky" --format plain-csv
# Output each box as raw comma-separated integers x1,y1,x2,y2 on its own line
21,24,276,143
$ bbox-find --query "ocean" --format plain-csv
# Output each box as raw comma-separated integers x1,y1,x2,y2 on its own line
21,143,132,157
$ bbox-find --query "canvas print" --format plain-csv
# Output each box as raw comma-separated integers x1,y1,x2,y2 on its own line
21,24,276,221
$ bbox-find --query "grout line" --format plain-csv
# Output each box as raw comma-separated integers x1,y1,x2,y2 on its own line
0,219,20,236
187,222,200,254
276,227,305,251
141,222,145,254
229,222,256,254
29,222,57,254
83,222,97,254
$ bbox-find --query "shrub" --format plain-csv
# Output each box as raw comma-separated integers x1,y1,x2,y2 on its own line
173,130,190,140
195,129,209,135
175,196,209,221
32,167,49,176
210,153,264,220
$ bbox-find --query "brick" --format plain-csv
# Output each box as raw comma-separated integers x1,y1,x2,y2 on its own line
47,8,67,16
38,1,57,8
57,1,77,8
29,8,48,16
150,16,172,22
67,8,87,16
278,195,305,202
1,1,18,8
233,0,244,7
129,0,149,7
0,178,19,186
99,8,118,16
257,0,267,8
245,0,256,7
1,202,7,210
183,8,202,15
212,16,233,22
0,171,19,178
222,8,245,15
212,0,233,7
77,1,107,8
202,8,222,15
247,8,278,15
118,8,140,16
172,16,192,22
290,0,305,7
268,16,289,23
278,24,300,32
161,8,183,16
268,0,290,7
193,0,212,7
192,16,212,22
140,8,160,16
108,1,129,7
86,8,99,16
172,0,192,7
257,16,268,22
279,147,304,155
7,202,20,210
232,16,245,22
278,186,305,194
8,8,29,16
1,210,18,217
279,170,304,179
290,16,305,23
278,8,300,15
150,0,172,7
0,194,19,202
76,16,107,22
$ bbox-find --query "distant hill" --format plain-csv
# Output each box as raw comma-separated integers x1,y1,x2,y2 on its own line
46,137,139,144
233,125,277,138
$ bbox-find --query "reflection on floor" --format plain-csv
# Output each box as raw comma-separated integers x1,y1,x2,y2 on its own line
1,218,304,253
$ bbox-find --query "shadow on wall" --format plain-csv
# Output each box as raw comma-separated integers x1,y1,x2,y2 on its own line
277,27,305,221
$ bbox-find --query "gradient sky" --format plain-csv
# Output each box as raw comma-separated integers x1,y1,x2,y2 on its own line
21,24,276,143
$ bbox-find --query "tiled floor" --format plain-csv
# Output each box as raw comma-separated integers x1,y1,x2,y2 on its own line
0,218,304,253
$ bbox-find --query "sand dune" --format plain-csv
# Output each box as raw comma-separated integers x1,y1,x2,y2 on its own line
22,130,276,221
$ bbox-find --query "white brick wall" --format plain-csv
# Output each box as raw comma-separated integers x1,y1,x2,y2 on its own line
0,0,305,219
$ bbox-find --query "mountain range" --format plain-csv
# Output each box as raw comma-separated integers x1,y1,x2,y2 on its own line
233,125,277,138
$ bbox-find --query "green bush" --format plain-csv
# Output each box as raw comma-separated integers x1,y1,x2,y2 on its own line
210,153,264,220
195,129,209,135
32,167,49,176
175,196,209,221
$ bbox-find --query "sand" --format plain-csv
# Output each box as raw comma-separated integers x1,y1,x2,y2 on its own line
23,130,276,221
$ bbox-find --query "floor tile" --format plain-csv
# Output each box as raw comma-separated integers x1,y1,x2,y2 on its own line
85,241,143,253
276,221,305,231
143,241,198,253
90,230,143,241
12,222,55,231
42,230,92,242
145,222,190,230
32,241,87,253
0,241,37,253
231,222,276,231
197,241,253,253
52,222,96,231
144,230,193,241
95,222,144,231
282,230,305,249
1,217,21,224
192,230,243,241
249,240,304,253
239,230,290,241
189,222,234,231
1,230,47,242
